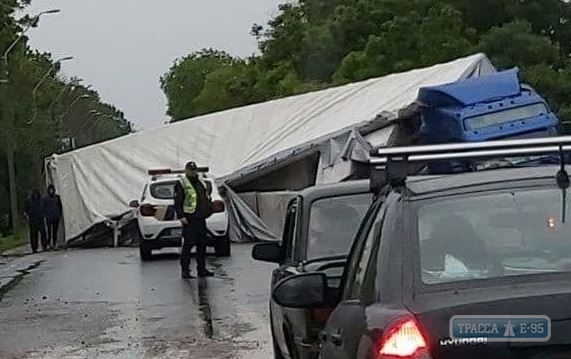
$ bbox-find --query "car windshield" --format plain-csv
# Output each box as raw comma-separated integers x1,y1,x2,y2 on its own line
307,193,371,259
417,187,571,285
150,181,177,199
150,179,213,199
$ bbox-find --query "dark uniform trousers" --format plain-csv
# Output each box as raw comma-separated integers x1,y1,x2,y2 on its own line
29,220,47,252
46,217,59,247
180,214,207,273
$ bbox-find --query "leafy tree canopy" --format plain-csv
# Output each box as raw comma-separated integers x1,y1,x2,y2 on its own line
0,0,131,232
162,0,571,126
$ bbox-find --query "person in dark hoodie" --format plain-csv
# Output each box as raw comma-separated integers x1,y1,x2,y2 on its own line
24,189,47,253
43,184,63,249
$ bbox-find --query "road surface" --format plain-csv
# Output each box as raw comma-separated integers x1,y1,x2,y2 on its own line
0,244,275,359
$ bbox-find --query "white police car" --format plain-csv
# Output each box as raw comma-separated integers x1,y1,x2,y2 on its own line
130,168,230,260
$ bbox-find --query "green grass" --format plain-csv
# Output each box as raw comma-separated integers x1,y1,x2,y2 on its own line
0,230,28,252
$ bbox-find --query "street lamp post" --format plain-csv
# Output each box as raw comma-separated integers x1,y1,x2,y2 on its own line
57,94,90,142
83,110,102,128
33,56,74,95
91,112,115,128
77,110,103,145
1,9,60,83
32,56,73,120
48,84,91,119
60,94,90,118
48,84,73,114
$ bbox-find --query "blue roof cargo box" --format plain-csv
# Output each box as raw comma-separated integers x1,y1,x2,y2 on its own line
417,69,558,143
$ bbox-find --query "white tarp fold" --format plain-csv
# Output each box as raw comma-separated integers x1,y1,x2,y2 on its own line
48,53,495,240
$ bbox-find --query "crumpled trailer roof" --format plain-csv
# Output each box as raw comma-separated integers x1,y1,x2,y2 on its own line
46,53,495,241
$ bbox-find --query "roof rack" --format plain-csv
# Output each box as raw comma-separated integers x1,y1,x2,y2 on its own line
148,167,209,176
370,136,571,163
368,136,571,191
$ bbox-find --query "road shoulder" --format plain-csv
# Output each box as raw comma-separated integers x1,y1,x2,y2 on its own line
0,246,45,295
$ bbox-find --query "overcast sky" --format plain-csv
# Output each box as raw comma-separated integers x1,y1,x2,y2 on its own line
24,0,283,129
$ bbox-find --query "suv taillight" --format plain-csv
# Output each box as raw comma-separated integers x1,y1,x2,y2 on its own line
140,204,157,217
378,318,431,359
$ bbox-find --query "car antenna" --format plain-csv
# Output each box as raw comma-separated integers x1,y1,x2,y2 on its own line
556,145,569,223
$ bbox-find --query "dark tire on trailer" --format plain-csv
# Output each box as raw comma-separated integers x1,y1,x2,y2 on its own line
139,241,152,261
215,233,231,257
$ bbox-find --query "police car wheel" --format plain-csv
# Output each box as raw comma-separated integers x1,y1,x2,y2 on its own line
139,242,153,261
214,234,231,257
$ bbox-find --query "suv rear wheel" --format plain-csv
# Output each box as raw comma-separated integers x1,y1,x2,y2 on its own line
214,234,231,257
139,242,153,261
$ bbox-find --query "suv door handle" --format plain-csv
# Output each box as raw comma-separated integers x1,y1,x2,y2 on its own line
329,334,342,346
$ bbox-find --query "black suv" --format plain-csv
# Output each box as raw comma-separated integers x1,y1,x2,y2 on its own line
253,180,372,359
273,137,571,359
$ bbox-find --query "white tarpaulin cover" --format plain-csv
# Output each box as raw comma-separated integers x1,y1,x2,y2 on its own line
47,53,495,240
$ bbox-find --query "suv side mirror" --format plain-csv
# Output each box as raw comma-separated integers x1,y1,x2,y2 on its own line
129,199,140,208
252,242,283,264
273,273,328,308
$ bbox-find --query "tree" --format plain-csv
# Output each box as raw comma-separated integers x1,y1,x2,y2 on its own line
476,20,560,69
0,1,130,234
161,0,571,128
333,3,473,83
477,20,571,123
160,49,236,121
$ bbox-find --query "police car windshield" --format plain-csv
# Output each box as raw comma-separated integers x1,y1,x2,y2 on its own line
307,193,371,260
417,187,571,285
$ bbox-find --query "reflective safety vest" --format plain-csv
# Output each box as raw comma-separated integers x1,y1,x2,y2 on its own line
179,175,211,215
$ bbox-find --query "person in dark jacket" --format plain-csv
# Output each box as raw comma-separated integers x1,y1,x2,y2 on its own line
174,161,214,278
24,189,47,253
43,184,62,249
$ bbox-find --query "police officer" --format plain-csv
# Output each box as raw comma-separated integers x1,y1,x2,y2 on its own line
174,161,214,278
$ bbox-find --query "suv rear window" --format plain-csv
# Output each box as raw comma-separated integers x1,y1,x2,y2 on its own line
307,193,371,259
417,187,571,285
150,181,177,199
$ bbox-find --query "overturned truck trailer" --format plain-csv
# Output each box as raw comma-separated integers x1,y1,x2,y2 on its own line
45,53,501,246
227,67,559,240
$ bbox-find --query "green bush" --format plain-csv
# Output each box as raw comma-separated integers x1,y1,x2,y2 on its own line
0,229,28,253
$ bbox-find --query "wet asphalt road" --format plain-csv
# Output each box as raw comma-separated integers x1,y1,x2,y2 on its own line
0,244,275,359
